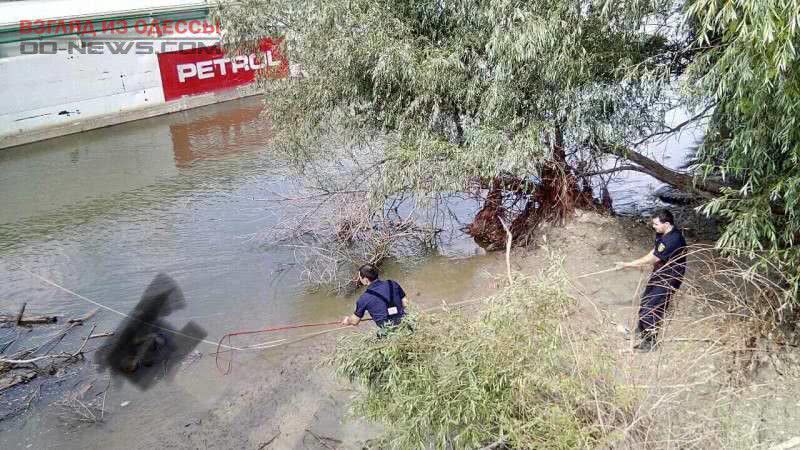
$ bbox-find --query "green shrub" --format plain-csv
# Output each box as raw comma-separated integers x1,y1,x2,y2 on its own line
332,274,636,449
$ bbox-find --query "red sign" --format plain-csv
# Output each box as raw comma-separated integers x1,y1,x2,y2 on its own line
157,38,288,101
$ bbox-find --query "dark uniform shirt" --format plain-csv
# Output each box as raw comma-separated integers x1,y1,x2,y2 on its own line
354,279,406,328
652,228,687,286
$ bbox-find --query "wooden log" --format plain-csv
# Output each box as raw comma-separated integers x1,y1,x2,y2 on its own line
2,302,59,325
0,314,58,325
0,353,74,366
20,316,58,325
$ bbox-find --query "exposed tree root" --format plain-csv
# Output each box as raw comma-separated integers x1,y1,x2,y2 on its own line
466,161,610,251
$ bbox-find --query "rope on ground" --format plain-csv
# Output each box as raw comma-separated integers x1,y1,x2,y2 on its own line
574,266,622,279
215,296,488,375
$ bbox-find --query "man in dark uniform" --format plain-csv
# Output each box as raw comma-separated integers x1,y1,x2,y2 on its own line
341,264,408,335
617,209,687,352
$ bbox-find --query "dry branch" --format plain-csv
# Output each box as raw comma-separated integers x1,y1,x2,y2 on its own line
16,302,26,324
305,429,342,449
88,331,114,339
0,302,59,325
0,370,36,392
68,309,98,324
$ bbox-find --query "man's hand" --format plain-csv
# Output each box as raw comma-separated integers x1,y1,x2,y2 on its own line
342,315,361,326
615,261,629,270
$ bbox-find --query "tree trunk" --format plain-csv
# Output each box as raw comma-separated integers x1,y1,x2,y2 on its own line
604,144,726,198
467,178,507,249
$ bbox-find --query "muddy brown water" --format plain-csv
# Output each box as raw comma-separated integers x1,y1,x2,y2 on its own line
0,96,493,448
0,95,689,448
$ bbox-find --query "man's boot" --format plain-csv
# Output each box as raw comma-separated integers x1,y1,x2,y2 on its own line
634,333,657,352
622,324,641,341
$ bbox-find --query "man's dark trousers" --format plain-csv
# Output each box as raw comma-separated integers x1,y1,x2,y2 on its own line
638,276,682,338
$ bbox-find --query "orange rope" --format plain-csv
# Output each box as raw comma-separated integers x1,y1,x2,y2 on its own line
214,319,373,375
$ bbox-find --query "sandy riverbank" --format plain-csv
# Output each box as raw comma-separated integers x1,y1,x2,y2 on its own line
23,210,800,449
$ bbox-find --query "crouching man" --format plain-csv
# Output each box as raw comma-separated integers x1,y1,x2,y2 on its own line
341,264,408,335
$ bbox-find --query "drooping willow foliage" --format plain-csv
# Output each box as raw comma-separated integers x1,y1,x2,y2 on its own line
214,0,800,304
213,0,680,197
686,0,800,301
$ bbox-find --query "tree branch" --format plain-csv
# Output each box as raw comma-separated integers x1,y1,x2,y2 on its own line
599,143,727,198
632,103,716,147
580,165,649,177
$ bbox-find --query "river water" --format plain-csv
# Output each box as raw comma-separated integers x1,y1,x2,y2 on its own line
0,96,692,447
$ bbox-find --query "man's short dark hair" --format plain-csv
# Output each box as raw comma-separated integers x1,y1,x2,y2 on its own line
654,208,675,226
359,264,379,282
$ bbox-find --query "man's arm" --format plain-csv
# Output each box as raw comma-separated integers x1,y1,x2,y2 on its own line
343,297,367,326
616,250,659,270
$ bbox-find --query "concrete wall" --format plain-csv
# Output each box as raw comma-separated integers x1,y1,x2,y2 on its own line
0,82,262,150
0,48,166,142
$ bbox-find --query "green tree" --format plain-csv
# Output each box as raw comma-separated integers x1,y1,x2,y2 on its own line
216,0,800,303
686,0,800,301
216,0,700,239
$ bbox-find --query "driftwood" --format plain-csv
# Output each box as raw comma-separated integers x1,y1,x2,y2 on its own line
68,309,98,324
1,308,103,422
54,378,111,424
0,324,95,368
0,302,59,325
16,303,26,324
0,307,99,327
88,331,114,339
0,314,58,325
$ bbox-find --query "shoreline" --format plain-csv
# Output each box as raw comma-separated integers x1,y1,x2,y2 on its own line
4,210,798,449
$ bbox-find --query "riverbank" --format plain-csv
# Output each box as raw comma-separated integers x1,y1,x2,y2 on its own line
37,210,795,449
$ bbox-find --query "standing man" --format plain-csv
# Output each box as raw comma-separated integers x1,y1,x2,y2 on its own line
342,264,408,334
617,209,687,352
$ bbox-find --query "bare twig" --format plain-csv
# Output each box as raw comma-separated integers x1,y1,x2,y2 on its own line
1,323,94,366
258,432,281,449
69,324,96,360
16,302,26,325
304,429,342,449
88,331,114,340
631,103,716,147
0,303,58,325
498,217,513,285
478,438,506,450
21,322,80,357
68,309,98,324
580,164,648,177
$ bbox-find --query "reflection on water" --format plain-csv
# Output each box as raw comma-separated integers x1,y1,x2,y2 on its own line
0,97,312,337
169,102,267,168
